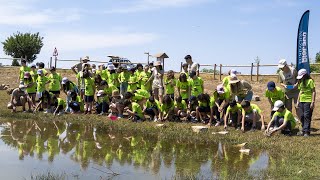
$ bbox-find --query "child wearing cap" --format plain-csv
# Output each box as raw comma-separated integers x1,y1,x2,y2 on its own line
96,90,109,115
174,96,188,121
265,100,296,136
37,62,48,76
83,71,95,114
36,69,49,101
118,66,130,96
240,100,265,131
48,67,62,97
164,70,176,100
223,100,242,129
69,92,83,113
61,77,78,112
265,81,285,118
196,93,211,124
188,71,204,98
19,59,31,84
296,69,316,136
159,95,175,121
229,74,253,102
143,96,160,121
222,69,237,91
23,72,37,112
180,63,189,77
177,73,190,104
127,68,138,93
124,99,145,122
210,84,231,126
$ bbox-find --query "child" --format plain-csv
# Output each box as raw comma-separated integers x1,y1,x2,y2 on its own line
76,63,90,99
107,65,119,89
188,96,198,123
164,70,176,99
223,100,242,129
144,96,159,121
133,89,151,107
69,92,83,113
222,69,237,91
83,70,95,114
210,85,231,126
96,90,109,115
19,59,31,83
240,100,265,131
174,96,188,121
36,69,49,111
265,100,296,136
135,63,144,89
53,98,66,116
48,66,62,97
109,90,125,118
265,81,285,118
124,99,145,122
61,77,78,112
188,71,204,98
177,73,190,104
34,91,57,113
37,62,48,76
94,75,103,90
127,68,138,92
296,69,316,137
196,93,211,124
159,95,175,121
118,66,130,96
23,72,37,112
139,65,152,93
181,63,189,77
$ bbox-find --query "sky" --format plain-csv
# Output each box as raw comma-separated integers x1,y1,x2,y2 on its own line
0,0,320,74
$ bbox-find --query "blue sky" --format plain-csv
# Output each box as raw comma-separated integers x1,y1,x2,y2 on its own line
0,0,319,74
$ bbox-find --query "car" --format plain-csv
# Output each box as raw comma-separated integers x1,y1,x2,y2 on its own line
107,55,135,69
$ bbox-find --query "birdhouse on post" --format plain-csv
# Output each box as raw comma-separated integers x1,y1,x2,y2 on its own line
153,53,169,71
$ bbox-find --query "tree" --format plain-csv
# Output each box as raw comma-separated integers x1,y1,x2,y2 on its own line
201,68,220,74
2,32,44,63
316,52,320,63
11,59,20,66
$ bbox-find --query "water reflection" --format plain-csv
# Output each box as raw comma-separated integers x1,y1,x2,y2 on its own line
0,120,270,179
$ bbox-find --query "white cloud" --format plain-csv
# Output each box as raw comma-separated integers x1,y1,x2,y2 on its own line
0,0,81,26
105,0,213,13
44,32,159,52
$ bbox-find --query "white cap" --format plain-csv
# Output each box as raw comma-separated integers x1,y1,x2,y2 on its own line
278,59,287,69
97,90,105,97
37,69,43,75
273,100,284,111
230,69,237,75
216,84,225,94
297,69,307,79
154,61,161,66
229,74,240,84
107,65,115,70
61,77,69,85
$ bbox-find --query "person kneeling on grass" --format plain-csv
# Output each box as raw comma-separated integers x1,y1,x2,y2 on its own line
9,84,32,113
174,96,188,121
109,90,125,118
265,100,296,136
69,92,83,114
265,81,285,118
188,96,198,123
96,90,109,115
159,95,175,121
124,99,145,122
224,100,242,130
240,100,265,131
53,98,66,116
196,93,211,124
144,96,160,121
34,91,57,113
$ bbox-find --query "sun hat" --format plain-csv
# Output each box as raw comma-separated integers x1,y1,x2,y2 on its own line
216,84,225,94
296,69,307,79
97,90,105,97
267,81,276,91
82,56,90,61
154,61,161,66
30,64,36,68
24,72,31,78
61,77,69,85
112,90,120,97
230,69,237,75
229,74,240,84
18,84,26,89
278,59,287,69
273,100,284,111
107,65,115,70
37,69,43,75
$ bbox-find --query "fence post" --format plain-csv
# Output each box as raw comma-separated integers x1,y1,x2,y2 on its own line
256,62,260,81
250,63,253,81
180,62,182,73
54,57,57,68
50,57,52,67
213,64,217,80
219,64,222,81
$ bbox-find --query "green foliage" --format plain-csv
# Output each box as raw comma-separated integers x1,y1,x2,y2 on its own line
201,68,219,74
310,64,320,73
2,32,44,63
11,59,20,66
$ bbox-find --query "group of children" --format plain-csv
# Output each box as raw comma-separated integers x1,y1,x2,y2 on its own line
10,58,316,136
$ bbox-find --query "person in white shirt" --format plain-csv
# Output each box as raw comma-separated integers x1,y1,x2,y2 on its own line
184,55,199,76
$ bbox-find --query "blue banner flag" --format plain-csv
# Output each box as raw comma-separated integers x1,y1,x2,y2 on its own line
296,10,310,73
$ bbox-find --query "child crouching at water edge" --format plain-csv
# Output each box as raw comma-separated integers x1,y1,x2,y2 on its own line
124,99,145,122
109,90,125,118
224,100,242,130
144,96,160,121
159,95,175,121
174,96,188,121
96,90,109,115
240,100,265,132
187,96,198,123
196,93,211,124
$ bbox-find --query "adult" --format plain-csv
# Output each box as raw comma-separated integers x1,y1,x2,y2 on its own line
9,84,31,112
277,59,300,116
184,55,199,76
229,74,253,102
71,56,90,74
147,61,164,103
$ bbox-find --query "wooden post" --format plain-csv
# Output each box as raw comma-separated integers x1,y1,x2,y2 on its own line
180,62,182,72
256,62,260,81
250,63,254,81
219,64,222,81
50,57,52,67
54,56,57,68
213,64,217,80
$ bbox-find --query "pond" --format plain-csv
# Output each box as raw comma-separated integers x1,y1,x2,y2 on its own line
0,119,269,179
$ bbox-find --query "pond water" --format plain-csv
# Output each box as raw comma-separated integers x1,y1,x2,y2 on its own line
0,119,269,179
